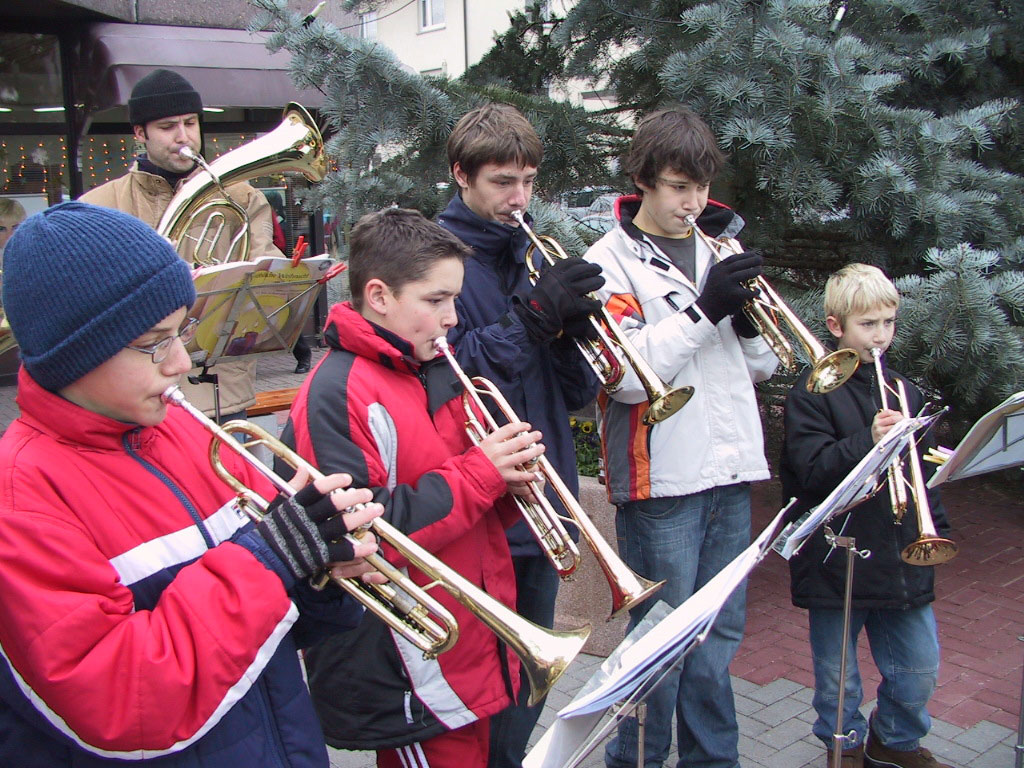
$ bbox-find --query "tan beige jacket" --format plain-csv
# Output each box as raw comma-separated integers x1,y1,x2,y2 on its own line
81,164,284,416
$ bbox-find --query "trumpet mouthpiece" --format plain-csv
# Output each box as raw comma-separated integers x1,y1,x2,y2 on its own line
161,385,184,405
178,146,197,160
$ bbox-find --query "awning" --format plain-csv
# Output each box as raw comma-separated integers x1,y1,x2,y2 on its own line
73,22,324,117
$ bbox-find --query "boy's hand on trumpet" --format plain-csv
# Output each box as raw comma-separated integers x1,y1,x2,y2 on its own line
246,471,384,587
478,421,545,497
871,408,905,443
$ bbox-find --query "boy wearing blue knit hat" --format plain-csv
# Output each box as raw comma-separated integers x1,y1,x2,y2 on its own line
0,201,381,766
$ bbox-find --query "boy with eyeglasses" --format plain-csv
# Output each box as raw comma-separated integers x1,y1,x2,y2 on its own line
0,201,382,767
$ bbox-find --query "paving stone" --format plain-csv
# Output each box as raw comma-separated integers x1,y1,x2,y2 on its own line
952,719,1014,752
734,692,762,716
757,738,822,768
746,677,803,705
757,716,816,750
749,696,812,727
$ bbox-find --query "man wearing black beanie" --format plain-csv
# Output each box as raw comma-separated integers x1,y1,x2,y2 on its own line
81,68,312,417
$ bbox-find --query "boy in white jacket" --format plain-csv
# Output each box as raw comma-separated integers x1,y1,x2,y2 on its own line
585,105,777,768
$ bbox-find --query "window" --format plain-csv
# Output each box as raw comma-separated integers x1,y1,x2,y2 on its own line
419,0,445,31
359,11,377,39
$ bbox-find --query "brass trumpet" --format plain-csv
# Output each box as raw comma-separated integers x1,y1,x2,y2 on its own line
157,102,326,265
163,385,589,703
434,337,665,620
868,350,959,565
511,210,693,425
871,348,908,524
685,215,859,394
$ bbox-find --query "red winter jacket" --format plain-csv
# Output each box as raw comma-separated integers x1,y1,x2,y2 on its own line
282,302,520,750
0,368,363,767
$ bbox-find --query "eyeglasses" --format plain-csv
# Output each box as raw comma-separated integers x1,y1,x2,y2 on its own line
125,317,198,363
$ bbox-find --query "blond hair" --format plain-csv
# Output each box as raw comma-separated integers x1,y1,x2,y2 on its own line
824,263,899,324
0,198,26,223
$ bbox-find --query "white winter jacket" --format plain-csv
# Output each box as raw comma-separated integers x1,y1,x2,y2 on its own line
583,196,778,504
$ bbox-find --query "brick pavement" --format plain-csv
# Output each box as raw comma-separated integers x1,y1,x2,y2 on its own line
0,348,1018,767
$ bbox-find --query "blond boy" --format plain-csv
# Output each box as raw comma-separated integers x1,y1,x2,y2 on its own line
781,264,952,768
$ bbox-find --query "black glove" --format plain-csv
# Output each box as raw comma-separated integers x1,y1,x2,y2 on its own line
514,257,604,342
695,250,762,325
255,484,356,582
561,310,601,341
730,308,760,338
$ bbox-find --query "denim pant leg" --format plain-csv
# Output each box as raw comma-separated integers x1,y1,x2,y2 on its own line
864,605,939,751
488,554,560,768
605,485,751,768
808,608,870,748
674,484,750,768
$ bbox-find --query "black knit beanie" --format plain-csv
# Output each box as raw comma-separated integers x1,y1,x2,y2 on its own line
1,202,196,392
128,69,203,126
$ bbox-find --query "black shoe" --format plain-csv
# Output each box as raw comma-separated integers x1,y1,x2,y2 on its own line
294,360,311,374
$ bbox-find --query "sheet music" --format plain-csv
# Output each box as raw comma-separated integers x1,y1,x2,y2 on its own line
927,391,1024,487
524,505,792,768
772,415,932,560
558,503,790,719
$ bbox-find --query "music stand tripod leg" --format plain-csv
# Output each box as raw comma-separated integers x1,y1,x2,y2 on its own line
635,701,646,768
1016,634,1023,768
824,527,871,768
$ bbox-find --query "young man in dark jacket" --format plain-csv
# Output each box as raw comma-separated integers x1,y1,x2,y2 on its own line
781,264,952,768
0,202,380,767
437,103,604,768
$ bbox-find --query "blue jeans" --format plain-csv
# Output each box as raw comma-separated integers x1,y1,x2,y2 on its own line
488,554,560,768
808,605,939,751
605,484,751,768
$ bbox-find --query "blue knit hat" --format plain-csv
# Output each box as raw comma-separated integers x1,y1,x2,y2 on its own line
2,201,196,391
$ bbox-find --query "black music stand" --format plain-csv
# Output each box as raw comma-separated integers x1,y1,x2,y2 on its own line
922,391,1024,767
188,255,338,367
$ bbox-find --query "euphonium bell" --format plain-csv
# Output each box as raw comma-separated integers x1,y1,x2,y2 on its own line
157,102,326,266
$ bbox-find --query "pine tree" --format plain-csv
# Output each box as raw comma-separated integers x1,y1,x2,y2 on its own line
554,0,1024,419
251,0,1024,420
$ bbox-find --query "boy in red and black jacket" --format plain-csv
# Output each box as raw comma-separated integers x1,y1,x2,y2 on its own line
282,208,545,768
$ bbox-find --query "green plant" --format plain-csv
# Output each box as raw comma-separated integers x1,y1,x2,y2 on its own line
570,415,601,477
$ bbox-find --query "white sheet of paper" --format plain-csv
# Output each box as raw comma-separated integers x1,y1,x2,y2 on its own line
773,415,929,560
557,504,789,719
928,391,1024,487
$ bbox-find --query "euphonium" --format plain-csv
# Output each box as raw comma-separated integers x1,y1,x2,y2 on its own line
434,337,665,620
868,350,959,565
162,385,590,703
157,102,326,266
511,210,692,425
685,215,860,394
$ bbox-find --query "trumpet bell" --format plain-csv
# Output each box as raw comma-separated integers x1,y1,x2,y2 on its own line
518,622,593,707
806,348,861,395
901,536,959,566
643,385,694,426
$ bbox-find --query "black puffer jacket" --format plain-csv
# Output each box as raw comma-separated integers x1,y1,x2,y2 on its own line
780,358,950,610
